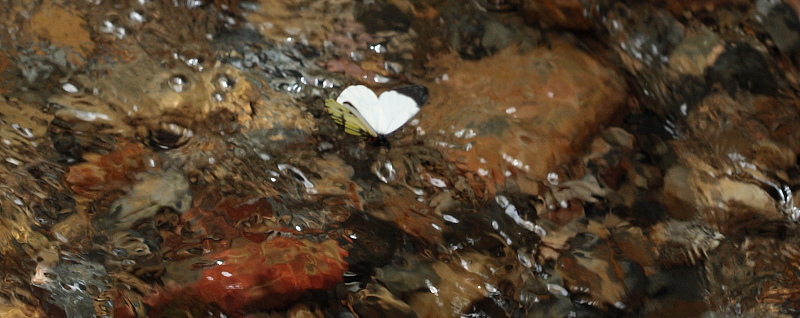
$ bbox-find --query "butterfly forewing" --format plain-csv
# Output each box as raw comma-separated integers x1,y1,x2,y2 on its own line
324,99,378,138
336,85,382,131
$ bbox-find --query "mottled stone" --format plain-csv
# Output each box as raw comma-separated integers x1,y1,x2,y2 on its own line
29,1,94,66
668,26,724,76
420,41,628,196
662,154,785,230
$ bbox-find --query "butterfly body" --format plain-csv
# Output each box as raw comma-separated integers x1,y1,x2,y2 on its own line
325,84,428,146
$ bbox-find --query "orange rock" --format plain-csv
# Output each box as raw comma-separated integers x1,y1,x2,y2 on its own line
420,42,628,196
147,237,349,315
29,1,94,66
63,142,149,199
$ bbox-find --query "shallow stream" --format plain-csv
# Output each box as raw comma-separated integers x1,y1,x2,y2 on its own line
1,0,800,317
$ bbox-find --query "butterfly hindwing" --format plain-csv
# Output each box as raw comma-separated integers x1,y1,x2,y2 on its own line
325,98,378,138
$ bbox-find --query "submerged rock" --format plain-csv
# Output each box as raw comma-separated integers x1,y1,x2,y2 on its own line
148,237,349,315
419,41,628,197
63,142,151,200
521,0,592,30
648,220,724,266
102,170,192,230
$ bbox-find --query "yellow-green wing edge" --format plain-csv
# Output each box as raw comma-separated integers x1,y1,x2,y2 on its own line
324,99,378,138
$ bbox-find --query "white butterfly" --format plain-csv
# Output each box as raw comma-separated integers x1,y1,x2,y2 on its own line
325,84,428,143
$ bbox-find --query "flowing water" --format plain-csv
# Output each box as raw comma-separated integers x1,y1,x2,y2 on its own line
1,0,800,317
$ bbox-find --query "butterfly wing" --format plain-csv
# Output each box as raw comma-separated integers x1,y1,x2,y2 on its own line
391,84,429,107
373,88,424,135
336,85,383,130
325,98,378,137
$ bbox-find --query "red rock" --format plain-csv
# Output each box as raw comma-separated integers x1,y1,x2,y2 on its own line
215,196,274,220
147,237,349,315
63,142,149,199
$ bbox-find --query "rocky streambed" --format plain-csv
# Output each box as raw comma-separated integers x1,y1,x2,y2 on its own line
1,0,800,317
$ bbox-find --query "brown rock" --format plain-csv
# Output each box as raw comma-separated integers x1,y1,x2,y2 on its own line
29,2,94,67
521,0,592,30
662,153,786,232
419,41,627,196
651,0,751,15
555,227,627,310
667,26,724,76
648,220,723,266
63,142,151,200
0,51,15,94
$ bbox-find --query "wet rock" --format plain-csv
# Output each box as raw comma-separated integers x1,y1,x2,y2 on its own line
757,0,800,57
48,92,135,159
707,42,777,96
216,33,339,97
0,98,53,147
406,254,510,317
662,153,786,230
644,266,710,316
521,0,592,30
0,51,18,94
31,252,109,318
420,41,628,197
0,301,46,318
657,0,753,15
149,237,349,315
607,217,659,268
582,127,664,220
299,154,356,197
102,170,192,230
555,221,628,311
667,26,724,76
347,283,416,318
341,215,399,270
751,96,800,158
95,230,153,263
63,142,151,200
243,0,355,47
604,4,686,68
50,212,91,243
356,1,412,32
375,253,440,296
0,0,94,85
447,13,514,60
703,237,800,316
369,187,447,245
286,303,319,318
29,2,94,67
684,93,797,170
648,220,724,266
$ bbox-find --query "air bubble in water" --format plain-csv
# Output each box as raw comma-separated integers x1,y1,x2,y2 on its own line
168,75,188,93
